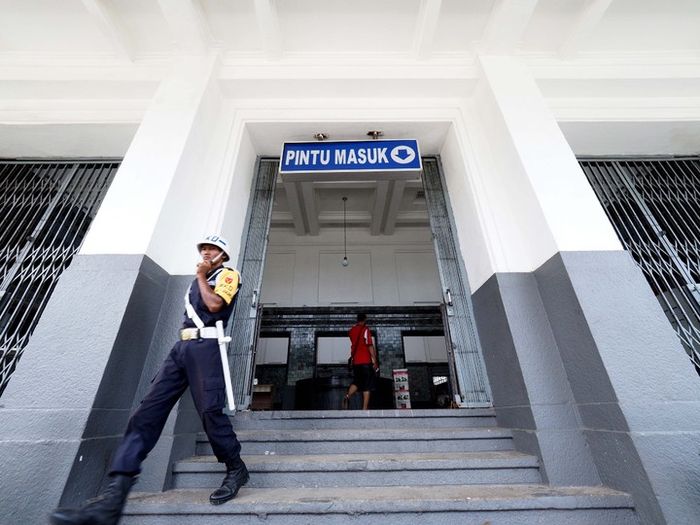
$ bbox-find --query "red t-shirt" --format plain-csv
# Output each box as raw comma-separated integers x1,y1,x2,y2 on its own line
349,323,373,365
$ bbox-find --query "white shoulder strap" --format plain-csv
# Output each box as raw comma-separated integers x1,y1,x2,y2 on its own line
184,268,225,329
184,286,204,329
185,266,224,328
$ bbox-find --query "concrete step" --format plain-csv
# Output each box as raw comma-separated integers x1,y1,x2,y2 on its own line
197,427,515,455
230,408,497,430
173,451,542,488
123,484,639,525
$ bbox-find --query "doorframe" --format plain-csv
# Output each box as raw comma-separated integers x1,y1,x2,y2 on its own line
230,155,492,410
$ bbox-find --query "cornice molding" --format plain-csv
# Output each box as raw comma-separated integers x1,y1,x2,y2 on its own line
549,97,700,121
0,99,146,124
1,49,699,82
526,51,700,79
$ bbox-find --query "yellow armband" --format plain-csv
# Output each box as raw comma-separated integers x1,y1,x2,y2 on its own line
214,268,240,305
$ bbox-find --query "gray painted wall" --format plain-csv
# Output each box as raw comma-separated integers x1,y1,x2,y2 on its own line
473,250,700,525
0,255,195,524
538,251,700,525
3,247,699,525
473,272,600,486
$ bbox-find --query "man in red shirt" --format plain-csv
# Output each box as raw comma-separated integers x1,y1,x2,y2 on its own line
343,313,379,410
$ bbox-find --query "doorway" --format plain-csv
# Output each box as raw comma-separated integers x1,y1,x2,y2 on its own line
228,156,491,410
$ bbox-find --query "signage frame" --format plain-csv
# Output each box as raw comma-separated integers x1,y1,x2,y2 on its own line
279,139,422,180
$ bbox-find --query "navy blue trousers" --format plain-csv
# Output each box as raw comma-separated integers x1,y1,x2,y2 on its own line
110,338,241,475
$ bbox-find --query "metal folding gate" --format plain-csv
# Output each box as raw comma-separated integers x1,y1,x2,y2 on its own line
0,160,119,396
422,158,491,406
581,157,700,372
227,158,278,409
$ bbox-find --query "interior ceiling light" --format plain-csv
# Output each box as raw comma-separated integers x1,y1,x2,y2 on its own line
342,196,349,267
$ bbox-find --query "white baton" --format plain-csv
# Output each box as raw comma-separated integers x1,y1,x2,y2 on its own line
215,320,236,412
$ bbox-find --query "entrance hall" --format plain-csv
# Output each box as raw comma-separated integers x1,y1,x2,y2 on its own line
253,159,453,410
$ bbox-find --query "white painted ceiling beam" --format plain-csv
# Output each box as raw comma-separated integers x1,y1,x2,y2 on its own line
383,180,407,236
80,0,134,61
271,210,429,227
370,181,390,236
404,187,420,214
313,181,378,190
559,0,614,58
157,0,213,55
254,0,282,60
301,181,320,236
318,211,372,223
479,0,539,54
412,0,442,60
283,180,307,235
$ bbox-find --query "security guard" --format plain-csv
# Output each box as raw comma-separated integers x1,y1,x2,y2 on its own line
50,234,248,525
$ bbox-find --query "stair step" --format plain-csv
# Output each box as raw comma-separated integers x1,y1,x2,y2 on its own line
198,427,515,455
123,484,638,525
173,451,541,488
230,408,496,430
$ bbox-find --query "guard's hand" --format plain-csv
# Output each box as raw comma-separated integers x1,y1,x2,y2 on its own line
196,259,212,276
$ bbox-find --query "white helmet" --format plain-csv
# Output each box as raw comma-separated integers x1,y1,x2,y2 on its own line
196,234,230,261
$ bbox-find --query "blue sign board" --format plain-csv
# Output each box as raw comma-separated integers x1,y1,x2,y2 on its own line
280,139,421,174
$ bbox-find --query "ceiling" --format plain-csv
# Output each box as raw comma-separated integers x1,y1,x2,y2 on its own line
0,1,699,59
271,175,429,236
1,1,699,236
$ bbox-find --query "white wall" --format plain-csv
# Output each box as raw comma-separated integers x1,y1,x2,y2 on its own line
256,337,290,365
559,121,700,157
0,123,139,158
316,337,351,364
440,120,497,293
260,226,442,306
80,55,232,270
403,335,448,363
220,117,259,268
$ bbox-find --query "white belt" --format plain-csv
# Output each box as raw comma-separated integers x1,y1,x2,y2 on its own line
180,326,218,341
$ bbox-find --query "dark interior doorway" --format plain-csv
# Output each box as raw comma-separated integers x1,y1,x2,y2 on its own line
251,306,451,410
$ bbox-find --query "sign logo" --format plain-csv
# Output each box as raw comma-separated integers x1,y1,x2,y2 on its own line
390,145,416,165
280,139,422,175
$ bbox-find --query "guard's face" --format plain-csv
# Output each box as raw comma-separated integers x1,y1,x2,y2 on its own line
199,244,224,263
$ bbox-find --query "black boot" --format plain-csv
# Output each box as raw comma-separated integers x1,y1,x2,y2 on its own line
209,456,249,505
49,474,135,525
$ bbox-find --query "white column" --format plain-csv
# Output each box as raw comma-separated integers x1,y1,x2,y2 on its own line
471,55,621,275
80,54,222,264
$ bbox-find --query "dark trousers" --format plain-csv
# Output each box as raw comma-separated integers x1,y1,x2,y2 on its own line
110,338,241,475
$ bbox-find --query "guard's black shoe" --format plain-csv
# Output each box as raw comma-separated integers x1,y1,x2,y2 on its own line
49,474,135,525
209,456,249,505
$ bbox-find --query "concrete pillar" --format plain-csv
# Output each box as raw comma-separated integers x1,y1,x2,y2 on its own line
471,54,621,274
80,53,227,274
469,55,700,524
0,55,227,524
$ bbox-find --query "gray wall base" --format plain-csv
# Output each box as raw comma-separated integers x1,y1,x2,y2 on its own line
537,251,700,525
473,272,600,487
473,250,700,525
0,255,196,525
